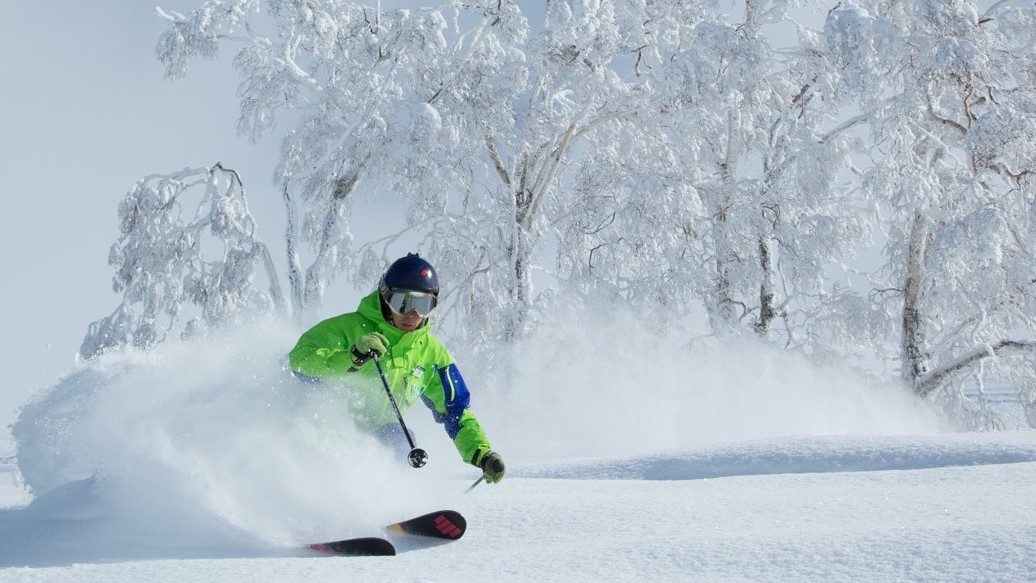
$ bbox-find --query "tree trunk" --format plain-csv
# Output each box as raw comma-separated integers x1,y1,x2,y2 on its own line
708,199,739,334
302,171,359,312
756,234,776,336
508,194,533,340
282,184,305,317
916,340,1036,398
708,109,743,335
902,211,931,393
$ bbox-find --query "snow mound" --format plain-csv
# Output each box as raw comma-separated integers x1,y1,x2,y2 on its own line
8,321,459,565
520,432,1036,480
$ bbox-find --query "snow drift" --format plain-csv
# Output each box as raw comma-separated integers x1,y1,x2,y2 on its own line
6,306,945,565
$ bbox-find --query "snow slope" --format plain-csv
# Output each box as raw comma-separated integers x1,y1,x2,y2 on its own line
2,433,1035,582
2,319,1033,581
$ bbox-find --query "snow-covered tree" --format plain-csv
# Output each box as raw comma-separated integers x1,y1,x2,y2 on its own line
824,0,1036,419
156,1,530,323
83,0,1035,430
81,164,282,358
554,0,872,353
155,0,655,343
396,0,650,342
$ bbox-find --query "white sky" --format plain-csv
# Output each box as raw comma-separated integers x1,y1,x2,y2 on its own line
0,1,287,431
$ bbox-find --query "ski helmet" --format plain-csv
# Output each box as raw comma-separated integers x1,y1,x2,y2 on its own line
379,253,439,305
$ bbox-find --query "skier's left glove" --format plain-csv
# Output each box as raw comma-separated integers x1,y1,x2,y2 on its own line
475,450,506,484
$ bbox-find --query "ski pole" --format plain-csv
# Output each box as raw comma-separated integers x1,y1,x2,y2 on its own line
465,475,485,493
371,352,428,468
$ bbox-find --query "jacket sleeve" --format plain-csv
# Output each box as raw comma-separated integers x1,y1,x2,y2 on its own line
420,363,493,465
288,317,358,378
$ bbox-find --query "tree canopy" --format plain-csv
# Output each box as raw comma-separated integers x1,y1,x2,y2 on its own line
85,0,1035,427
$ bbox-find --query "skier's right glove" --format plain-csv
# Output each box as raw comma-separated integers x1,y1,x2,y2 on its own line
350,332,389,368
476,450,506,484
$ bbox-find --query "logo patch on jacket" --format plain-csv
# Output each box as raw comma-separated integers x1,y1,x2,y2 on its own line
406,367,425,400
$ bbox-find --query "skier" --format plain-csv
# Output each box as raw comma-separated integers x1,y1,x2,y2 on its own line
289,253,506,484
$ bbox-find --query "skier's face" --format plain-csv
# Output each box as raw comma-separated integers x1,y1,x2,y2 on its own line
389,309,425,332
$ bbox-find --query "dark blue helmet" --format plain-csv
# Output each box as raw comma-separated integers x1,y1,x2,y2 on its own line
379,253,439,297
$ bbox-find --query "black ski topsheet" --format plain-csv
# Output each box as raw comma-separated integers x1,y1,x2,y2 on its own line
386,509,466,540
306,509,466,556
307,536,396,557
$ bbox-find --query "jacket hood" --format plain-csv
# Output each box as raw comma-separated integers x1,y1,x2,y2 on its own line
356,290,430,344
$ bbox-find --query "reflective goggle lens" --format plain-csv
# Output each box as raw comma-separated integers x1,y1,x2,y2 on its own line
386,290,438,316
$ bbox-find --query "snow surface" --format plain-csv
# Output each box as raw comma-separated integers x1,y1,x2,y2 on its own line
2,319,1034,582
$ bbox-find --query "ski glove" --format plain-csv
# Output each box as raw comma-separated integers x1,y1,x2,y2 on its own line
476,450,506,484
350,332,389,368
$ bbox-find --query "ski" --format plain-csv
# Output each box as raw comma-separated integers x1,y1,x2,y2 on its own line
306,509,465,556
386,509,466,540
307,536,396,557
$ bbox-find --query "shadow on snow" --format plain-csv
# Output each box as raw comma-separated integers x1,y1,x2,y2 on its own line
0,477,277,568
518,434,1036,481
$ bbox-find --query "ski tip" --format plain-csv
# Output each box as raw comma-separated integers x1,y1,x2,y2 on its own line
307,537,397,557
432,510,466,539
388,509,467,540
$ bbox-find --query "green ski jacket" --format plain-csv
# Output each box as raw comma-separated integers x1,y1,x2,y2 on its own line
288,291,493,466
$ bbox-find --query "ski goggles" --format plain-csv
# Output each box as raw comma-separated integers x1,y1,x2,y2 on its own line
385,289,438,316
